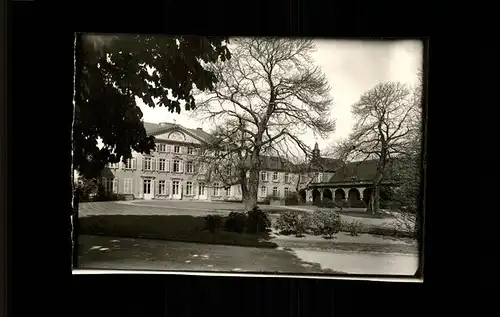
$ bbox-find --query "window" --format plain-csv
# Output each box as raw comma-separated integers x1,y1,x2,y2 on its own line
174,145,180,153
172,180,180,195
213,183,220,196
186,182,193,195
157,143,166,152
260,186,267,197
273,172,278,181
225,186,231,196
284,173,289,183
187,147,194,155
124,178,133,194
102,177,117,194
186,161,194,173
124,158,133,169
317,173,323,183
273,187,278,197
158,180,166,195
159,158,166,171
198,183,205,195
144,157,152,170
260,171,267,181
143,179,151,194
284,187,290,197
108,162,119,169
173,160,180,172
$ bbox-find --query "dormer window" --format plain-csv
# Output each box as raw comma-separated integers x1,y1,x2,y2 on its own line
317,173,323,183
157,143,166,152
174,145,180,153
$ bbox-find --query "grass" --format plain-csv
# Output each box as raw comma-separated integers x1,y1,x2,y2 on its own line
78,215,278,249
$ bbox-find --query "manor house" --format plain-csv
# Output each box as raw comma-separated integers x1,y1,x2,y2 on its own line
100,121,397,205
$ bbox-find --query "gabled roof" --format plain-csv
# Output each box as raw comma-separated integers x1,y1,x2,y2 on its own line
328,159,400,183
294,157,343,173
258,156,296,172
143,122,213,143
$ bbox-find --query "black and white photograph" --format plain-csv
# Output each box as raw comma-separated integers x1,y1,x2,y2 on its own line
73,35,425,278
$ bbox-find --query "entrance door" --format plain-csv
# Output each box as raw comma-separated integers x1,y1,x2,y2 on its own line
143,179,154,200
198,182,207,200
172,180,181,199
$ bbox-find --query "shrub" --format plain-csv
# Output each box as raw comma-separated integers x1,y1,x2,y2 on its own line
246,206,271,234
275,211,311,237
344,219,364,236
311,209,342,238
224,212,248,233
261,195,273,205
204,214,223,233
284,192,300,206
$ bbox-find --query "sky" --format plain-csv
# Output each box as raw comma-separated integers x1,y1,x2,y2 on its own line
137,39,423,154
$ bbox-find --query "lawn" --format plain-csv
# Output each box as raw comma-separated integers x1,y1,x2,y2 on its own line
78,215,278,249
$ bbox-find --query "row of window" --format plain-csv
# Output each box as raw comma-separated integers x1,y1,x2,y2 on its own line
109,161,324,183
260,186,292,197
143,158,197,173
102,177,291,198
108,158,198,173
103,177,237,197
260,171,298,183
155,144,199,155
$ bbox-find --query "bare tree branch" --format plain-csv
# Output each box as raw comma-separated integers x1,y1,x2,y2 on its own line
192,37,336,210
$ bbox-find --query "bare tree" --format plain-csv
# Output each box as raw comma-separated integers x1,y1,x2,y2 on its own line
388,69,424,236
194,38,336,211
335,81,421,214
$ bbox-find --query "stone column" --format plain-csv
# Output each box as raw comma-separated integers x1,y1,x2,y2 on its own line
357,187,365,201
306,189,313,204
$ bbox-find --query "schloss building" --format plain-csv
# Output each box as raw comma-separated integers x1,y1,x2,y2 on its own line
94,121,398,206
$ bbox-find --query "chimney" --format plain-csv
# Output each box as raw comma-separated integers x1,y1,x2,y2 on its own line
197,127,203,131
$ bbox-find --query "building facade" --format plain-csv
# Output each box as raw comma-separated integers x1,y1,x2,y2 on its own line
100,122,308,201
99,121,397,204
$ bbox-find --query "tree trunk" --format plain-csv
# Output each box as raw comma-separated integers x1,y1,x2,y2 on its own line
244,169,259,211
240,171,249,202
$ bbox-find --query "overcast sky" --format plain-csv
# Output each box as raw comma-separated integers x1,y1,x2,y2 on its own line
137,39,423,154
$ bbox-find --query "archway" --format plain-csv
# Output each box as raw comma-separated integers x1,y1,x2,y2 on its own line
334,189,346,202
323,188,333,200
348,188,361,206
312,188,321,203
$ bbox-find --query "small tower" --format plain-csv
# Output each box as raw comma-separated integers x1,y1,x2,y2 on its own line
312,142,320,160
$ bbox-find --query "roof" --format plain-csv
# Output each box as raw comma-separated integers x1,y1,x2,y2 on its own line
316,157,344,171
328,159,400,183
143,122,213,143
258,156,296,172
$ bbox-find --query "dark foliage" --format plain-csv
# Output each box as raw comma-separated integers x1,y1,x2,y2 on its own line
224,211,248,233
75,35,231,178
246,206,271,234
